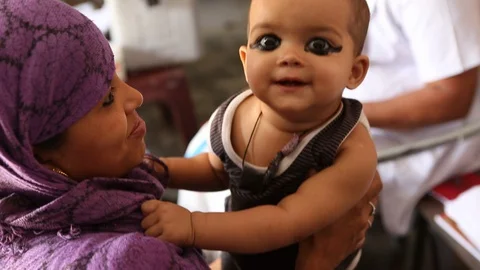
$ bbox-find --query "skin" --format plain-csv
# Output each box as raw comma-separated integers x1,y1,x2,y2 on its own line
34,73,147,180
238,0,368,133
141,0,379,269
363,67,478,129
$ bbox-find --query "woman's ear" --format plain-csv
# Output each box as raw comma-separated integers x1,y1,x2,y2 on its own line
239,45,249,83
346,55,369,90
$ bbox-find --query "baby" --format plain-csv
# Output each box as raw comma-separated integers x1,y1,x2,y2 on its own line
142,0,375,269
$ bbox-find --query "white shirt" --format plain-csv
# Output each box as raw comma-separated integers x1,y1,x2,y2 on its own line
343,0,480,235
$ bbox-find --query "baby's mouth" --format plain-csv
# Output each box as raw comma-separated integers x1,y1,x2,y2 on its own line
275,79,308,86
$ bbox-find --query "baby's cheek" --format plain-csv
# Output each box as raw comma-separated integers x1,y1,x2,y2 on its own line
315,68,347,92
247,59,268,83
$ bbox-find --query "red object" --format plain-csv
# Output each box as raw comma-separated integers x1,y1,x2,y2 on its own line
127,66,198,145
431,173,480,201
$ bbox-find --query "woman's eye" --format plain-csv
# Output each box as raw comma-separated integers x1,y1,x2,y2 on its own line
102,90,115,107
251,35,281,51
305,38,342,55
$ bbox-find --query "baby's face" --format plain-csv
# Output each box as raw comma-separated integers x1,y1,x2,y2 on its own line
240,0,364,121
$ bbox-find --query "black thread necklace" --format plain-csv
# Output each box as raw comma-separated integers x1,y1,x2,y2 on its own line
241,111,309,185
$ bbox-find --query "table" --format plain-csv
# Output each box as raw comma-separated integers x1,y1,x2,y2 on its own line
415,198,480,270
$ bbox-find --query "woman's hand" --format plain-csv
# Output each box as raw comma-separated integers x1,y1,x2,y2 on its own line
297,171,382,269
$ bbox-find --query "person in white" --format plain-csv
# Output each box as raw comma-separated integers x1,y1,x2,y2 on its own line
179,0,480,236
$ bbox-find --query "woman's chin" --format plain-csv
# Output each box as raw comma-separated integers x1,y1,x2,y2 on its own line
132,139,147,158
133,145,147,165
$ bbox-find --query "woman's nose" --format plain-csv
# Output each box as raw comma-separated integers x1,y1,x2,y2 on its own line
125,85,143,113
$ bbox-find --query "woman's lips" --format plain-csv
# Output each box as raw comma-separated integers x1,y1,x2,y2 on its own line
129,119,147,138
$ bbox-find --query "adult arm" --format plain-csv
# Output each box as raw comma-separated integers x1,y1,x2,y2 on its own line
364,0,480,129
364,68,478,129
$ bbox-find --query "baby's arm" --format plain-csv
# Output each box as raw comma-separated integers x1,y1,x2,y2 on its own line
190,124,376,253
159,152,228,191
149,108,228,192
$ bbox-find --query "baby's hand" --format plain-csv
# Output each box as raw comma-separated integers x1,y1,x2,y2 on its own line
141,200,195,247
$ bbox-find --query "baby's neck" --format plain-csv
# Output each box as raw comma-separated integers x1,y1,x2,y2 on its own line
257,100,342,134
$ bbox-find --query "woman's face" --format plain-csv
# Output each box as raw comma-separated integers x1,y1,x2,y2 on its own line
35,73,147,180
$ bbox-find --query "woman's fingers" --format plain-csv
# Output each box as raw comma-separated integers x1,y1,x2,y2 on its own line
355,236,366,250
366,171,383,201
360,171,382,228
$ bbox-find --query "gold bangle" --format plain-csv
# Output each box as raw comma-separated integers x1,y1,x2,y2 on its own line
189,211,196,247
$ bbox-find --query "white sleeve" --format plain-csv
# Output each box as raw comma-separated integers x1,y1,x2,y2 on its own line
394,0,480,82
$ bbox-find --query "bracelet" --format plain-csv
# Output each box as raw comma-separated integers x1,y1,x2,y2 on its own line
189,211,196,247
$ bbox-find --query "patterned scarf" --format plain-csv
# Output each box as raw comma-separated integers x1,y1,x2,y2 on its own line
0,0,165,250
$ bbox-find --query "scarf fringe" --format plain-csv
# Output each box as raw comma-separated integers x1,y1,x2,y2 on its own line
0,223,82,255
57,224,81,240
0,225,27,255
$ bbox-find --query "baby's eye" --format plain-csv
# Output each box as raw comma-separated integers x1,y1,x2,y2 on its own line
305,38,342,55
102,89,115,107
251,34,281,51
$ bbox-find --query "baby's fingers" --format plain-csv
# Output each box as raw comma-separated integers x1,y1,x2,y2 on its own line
145,223,164,238
141,199,160,215
141,213,159,230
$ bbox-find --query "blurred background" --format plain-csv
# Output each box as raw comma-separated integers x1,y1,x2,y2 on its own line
139,0,249,156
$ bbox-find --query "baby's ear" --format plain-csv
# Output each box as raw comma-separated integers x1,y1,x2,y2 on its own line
346,55,369,90
239,45,249,83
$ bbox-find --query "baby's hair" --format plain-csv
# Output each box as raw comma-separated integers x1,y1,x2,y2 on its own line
349,0,370,55
246,0,370,56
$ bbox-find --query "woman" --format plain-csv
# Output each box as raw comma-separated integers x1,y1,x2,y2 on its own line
0,0,207,268
0,0,380,269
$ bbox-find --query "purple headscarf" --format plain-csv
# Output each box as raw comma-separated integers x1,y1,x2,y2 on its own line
0,0,208,269
0,0,116,200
